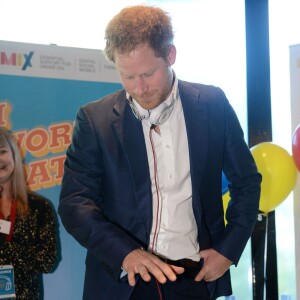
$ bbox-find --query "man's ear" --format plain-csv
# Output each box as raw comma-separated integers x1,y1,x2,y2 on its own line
167,45,177,66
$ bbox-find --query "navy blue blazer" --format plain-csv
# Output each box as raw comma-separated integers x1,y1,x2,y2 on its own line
59,80,261,299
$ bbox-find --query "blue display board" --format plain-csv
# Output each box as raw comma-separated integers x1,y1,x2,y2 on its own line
0,40,122,299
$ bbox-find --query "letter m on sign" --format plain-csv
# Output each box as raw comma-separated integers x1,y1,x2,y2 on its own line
0,52,16,66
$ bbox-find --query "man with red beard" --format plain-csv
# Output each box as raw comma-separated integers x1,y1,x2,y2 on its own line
59,5,261,300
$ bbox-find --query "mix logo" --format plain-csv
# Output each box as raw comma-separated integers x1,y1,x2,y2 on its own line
0,51,34,70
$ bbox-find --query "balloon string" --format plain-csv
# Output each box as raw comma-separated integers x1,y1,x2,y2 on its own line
263,214,268,300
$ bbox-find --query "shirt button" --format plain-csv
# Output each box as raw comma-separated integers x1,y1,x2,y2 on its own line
169,174,173,179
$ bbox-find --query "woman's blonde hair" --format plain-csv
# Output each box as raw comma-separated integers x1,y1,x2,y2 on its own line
0,127,28,216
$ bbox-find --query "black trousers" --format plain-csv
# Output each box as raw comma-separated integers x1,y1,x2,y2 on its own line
129,263,212,300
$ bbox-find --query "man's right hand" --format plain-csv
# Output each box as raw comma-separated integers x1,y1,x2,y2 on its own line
122,248,185,286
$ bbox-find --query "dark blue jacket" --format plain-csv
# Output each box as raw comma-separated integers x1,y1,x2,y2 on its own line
59,80,261,299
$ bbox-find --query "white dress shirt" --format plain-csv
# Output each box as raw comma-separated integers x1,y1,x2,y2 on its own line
133,78,200,262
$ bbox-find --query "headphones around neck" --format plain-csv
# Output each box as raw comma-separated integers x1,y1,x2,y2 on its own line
127,88,177,126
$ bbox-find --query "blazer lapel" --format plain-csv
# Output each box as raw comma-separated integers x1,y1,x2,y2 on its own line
111,95,153,235
179,81,208,215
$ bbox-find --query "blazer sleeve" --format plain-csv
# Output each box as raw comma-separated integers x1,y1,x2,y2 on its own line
213,89,262,264
58,105,143,281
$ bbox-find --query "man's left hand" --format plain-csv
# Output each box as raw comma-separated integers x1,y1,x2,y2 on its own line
194,248,232,282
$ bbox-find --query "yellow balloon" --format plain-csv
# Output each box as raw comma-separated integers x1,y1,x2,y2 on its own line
222,191,230,224
251,142,298,213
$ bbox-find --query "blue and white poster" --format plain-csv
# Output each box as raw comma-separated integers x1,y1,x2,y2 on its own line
0,40,122,299
289,43,300,300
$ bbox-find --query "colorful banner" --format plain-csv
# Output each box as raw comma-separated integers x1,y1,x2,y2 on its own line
0,40,122,299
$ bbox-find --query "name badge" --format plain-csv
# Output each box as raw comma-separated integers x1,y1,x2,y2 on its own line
0,265,16,299
0,220,11,235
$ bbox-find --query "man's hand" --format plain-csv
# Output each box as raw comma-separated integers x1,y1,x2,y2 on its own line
194,249,232,282
122,248,185,286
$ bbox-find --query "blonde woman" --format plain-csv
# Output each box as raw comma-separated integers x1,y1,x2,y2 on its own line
0,127,58,299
